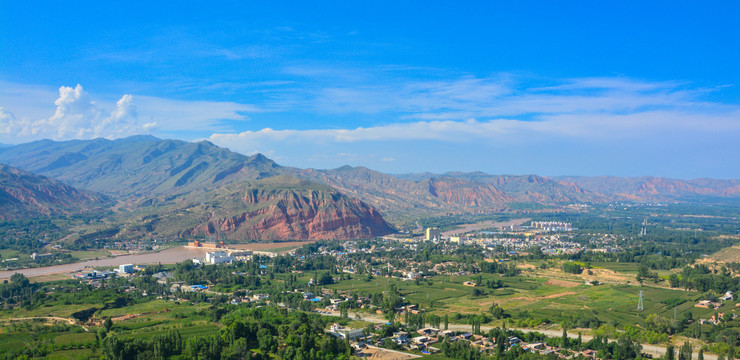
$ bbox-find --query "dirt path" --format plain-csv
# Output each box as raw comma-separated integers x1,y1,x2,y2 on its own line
357,345,422,359
544,279,580,287
540,291,577,299
0,316,89,332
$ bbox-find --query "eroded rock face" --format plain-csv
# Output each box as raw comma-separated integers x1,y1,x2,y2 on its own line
185,188,394,241
0,164,110,220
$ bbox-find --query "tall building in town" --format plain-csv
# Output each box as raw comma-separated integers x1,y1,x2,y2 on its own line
425,227,441,241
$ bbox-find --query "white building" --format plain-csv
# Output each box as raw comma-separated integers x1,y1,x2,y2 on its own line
118,264,134,273
329,324,364,340
206,251,233,264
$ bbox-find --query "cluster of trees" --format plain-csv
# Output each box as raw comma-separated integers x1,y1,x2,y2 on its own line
480,261,520,276
100,307,353,360
561,262,583,274
0,273,35,304
436,327,645,360
636,264,660,284
671,264,740,293
0,218,65,252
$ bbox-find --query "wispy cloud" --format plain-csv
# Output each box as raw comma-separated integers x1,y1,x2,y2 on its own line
208,75,740,155
265,69,715,121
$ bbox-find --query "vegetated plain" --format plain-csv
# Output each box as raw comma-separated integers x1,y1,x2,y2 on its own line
0,136,738,359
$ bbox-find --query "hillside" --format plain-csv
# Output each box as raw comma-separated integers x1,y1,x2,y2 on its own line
2,136,738,228
557,176,740,201
169,176,395,240
295,166,600,218
0,137,395,241
0,136,283,198
0,164,111,220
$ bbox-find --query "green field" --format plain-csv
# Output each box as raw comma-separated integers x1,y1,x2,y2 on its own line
326,272,737,331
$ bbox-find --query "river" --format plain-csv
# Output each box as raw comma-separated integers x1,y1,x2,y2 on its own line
0,247,212,279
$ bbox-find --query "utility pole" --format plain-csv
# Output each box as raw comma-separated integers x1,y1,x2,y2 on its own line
673,307,677,330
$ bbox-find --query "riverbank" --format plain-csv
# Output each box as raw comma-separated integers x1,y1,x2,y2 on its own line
0,241,309,280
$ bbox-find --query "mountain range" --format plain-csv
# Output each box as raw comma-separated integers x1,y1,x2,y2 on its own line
0,164,111,221
0,136,738,241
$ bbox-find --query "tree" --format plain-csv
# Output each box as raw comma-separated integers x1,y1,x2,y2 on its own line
678,341,692,360
614,337,641,360
104,317,113,332
318,272,334,285
223,338,251,360
561,327,568,348
496,333,506,355
444,313,449,330
669,274,681,288
666,344,675,360
257,328,275,353
10,273,30,287
697,348,704,360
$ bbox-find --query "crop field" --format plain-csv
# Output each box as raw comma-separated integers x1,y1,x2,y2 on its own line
589,261,642,273
97,299,206,318
327,271,738,331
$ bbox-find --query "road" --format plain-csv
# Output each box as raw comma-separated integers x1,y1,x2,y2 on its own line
330,311,717,360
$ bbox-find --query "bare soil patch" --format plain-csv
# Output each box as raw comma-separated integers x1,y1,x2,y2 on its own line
705,246,740,263
544,279,580,287
541,291,577,299
355,346,421,360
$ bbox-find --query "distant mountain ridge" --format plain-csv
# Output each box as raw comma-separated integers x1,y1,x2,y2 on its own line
0,136,282,197
0,137,393,240
0,164,111,220
294,166,602,218
556,175,740,200
0,136,737,230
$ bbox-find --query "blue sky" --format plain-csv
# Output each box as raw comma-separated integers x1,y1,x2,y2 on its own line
1,1,739,178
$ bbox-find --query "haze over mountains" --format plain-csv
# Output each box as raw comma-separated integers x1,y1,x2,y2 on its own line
0,164,110,221
0,136,738,241
0,136,394,240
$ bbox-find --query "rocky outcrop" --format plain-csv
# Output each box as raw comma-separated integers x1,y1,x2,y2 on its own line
183,183,394,241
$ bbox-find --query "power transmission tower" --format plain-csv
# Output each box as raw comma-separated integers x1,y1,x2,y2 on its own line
638,291,644,311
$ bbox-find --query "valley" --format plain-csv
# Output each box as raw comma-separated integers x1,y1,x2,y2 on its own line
0,136,738,360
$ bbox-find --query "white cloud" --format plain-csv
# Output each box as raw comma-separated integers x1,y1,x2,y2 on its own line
0,107,17,136
209,110,739,154
0,83,261,143
0,84,154,142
